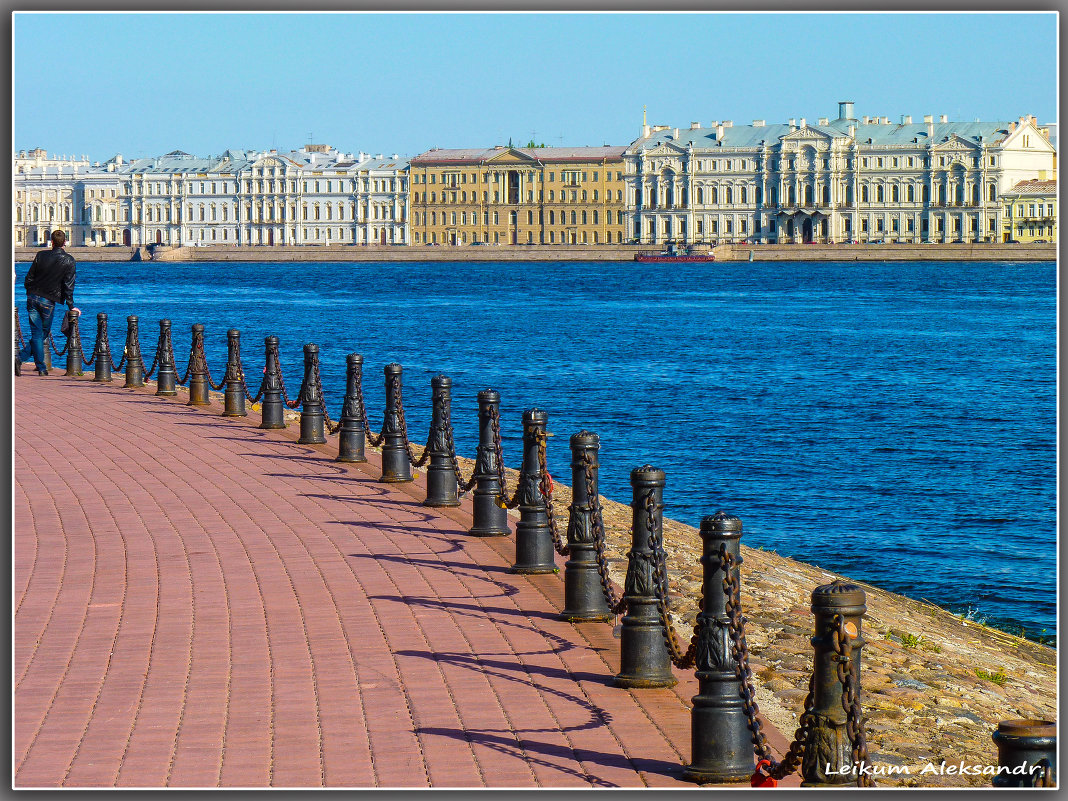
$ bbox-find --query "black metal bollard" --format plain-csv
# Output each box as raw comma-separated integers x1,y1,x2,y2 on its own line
155,320,177,396
560,431,612,622
124,315,144,388
64,309,84,377
992,720,1056,787
424,374,459,506
379,363,413,482
187,324,210,405
260,336,285,429
614,465,677,689
468,389,510,537
801,581,867,786
222,329,247,417
683,512,754,783
93,313,112,383
297,344,326,444
512,409,556,574
336,353,367,463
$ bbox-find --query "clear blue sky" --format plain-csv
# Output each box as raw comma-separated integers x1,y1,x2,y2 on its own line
13,12,1058,163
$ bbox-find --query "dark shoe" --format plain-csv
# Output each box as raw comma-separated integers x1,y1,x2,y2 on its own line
14,356,21,377
37,367,48,376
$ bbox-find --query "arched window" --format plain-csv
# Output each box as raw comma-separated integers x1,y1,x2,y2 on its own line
581,210,587,225
891,185,899,203
592,210,598,225
861,185,869,203
711,187,718,204
315,205,321,220
696,187,704,204
16,207,22,222
923,185,930,203
549,210,555,225
971,185,979,205
741,186,748,204
211,204,217,221
988,184,997,202
726,187,733,204
876,185,884,203
570,210,577,225
907,185,915,203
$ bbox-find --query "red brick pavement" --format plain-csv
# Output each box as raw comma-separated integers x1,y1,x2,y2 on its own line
13,373,796,788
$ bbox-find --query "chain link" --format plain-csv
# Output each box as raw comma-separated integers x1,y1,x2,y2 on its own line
142,332,162,379
580,449,627,614
197,339,226,391
534,429,568,556
48,333,69,357
392,373,433,467
111,347,127,372
490,405,522,509
315,361,343,435
722,546,817,781
278,360,304,409
440,392,478,493
352,365,384,445
642,492,697,668
834,615,875,787
177,347,193,385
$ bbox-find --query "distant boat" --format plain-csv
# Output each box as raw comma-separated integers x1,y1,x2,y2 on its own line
634,242,715,262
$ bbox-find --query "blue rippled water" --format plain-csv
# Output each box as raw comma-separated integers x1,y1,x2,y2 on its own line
16,258,1057,643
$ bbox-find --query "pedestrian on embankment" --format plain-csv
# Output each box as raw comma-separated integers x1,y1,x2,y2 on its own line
16,230,77,377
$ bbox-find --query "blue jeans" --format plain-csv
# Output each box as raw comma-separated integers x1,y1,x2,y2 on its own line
18,294,56,371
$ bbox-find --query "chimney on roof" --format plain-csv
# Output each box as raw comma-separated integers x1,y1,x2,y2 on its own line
753,119,765,127
819,117,828,126
1009,121,1016,132
848,124,857,138
862,115,869,124
789,118,796,127
723,120,733,127
673,127,679,139
716,123,724,140
939,114,948,123
838,101,855,121
690,121,700,129
800,117,806,128
903,115,912,124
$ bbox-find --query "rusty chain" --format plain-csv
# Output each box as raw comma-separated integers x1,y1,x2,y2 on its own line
277,360,304,409
392,372,432,467
835,614,875,788
580,449,627,614
176,346,194,385
490,405,522,509
197,339,226,391
440,391,478,494
142,332,162,379
314,360,342,435
353,365,385,446
643,491,697,669
111,346,127,372
48,332,69,357
534,429,568,556
723,545,817,782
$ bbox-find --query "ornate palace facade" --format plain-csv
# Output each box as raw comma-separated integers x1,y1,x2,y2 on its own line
624,103,1056,245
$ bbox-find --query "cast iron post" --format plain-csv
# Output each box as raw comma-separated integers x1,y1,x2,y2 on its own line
560,430,612,622
683,512,754,783
468,389,509,536
223,329,247,417
512,409,555,574
336,353,367,463
614,465,677,689
64,309,84,377
801,581,867,786
259,336,285,429
124,315,144,388
379,363,413,482
992,720,1056,787
93,313,112,383
298,343,326,444
424,374,459,506
187,324,210,405
155,320,176,395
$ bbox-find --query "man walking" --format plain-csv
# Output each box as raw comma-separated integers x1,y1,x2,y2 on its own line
16,230,76,377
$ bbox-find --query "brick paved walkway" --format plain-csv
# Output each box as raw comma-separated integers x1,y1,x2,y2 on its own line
14,373,793,788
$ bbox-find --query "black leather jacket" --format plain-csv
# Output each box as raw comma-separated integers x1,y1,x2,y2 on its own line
25,247,76,306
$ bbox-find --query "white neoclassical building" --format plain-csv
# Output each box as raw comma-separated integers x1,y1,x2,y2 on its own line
14,144,411,249
624,103,1057,245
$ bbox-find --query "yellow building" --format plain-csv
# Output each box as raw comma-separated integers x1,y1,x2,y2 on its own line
408,146,627,246
1002,179,1057,243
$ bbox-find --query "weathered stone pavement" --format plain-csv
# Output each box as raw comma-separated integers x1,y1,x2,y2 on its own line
13,373,794,788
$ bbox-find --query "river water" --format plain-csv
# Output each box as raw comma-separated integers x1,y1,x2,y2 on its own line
15,258,1057,644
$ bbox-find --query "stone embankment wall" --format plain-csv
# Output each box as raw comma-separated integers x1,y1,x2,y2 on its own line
716,243,1056,261
15,242,1055,263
